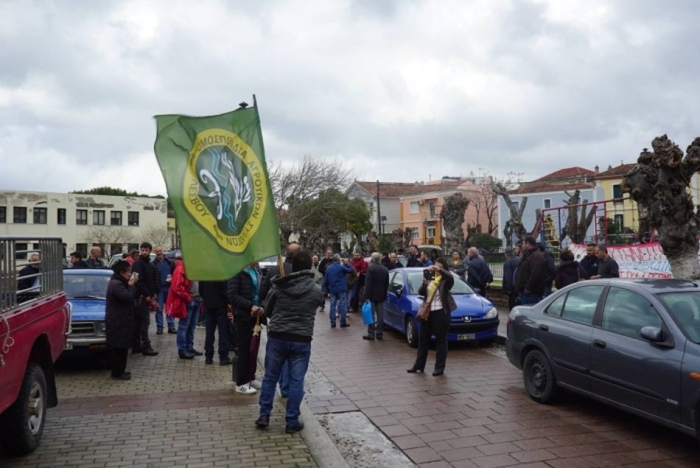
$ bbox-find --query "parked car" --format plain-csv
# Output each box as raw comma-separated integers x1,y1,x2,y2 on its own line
107,252,155,268
506,279,700,439
63,269,112,352
0,236,71,456
384,267,499,347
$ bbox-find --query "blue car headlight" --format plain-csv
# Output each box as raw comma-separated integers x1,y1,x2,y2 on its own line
484,307,498,320
97,322,106,336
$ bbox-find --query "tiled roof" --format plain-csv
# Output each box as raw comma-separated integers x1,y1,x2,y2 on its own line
596,163,635,179
507,182,595,195
353,180,461,198
531,167,595,182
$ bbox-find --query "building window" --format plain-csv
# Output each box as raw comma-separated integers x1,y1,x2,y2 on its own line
410,227,419,240
128,243,139,253
512,201,520,211
13,207,27,224
543,199,551,209
128,211,139,226
33,207,47,224
426,225,436,239
93,210,105,225
409,201,420,214
57,208,66,225
0,206,6,223
614,214,624,229
110,211,122,226
428,200,436,218
75,243,88,259
612,184,623,201
76,209,88,225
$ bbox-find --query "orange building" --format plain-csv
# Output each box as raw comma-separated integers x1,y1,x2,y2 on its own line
399,179,492,247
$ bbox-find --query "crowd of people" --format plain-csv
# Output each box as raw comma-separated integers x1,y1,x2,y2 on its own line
86,237,623,432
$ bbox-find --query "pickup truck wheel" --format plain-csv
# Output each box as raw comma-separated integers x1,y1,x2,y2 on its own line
405,316,419,348
0,363,48,455
522,350,558,404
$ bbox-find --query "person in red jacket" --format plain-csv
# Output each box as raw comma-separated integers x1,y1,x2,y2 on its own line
165,254,196,359
348,251,367,313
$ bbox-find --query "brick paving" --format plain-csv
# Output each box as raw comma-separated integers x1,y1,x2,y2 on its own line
306,310,700,467
0,329,317,467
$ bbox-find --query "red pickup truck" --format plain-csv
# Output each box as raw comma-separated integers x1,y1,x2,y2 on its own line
0,236,71,456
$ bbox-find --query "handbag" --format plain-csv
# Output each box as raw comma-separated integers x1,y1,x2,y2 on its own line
416,285,438,322
361,301,374,325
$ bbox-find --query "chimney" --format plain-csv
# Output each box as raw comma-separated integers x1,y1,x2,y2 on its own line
594,165,599,174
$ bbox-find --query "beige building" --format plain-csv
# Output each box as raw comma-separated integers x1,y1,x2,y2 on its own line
0,190,169,259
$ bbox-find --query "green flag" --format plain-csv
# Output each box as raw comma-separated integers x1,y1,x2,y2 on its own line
154,106,279,280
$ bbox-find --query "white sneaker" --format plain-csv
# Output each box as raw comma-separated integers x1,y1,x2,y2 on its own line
235,384,257,395
250,380,262,390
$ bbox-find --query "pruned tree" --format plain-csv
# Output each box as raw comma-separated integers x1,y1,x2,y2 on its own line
559,189,597,244
269,156,353,245
622,135,700,279
469,178,499,235
440,193,469,253
493,182,528,247
141,225,172,250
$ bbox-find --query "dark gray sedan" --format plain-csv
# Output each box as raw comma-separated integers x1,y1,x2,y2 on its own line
506,279,700,438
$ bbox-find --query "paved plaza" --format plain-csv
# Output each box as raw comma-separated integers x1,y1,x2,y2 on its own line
2,306,700,467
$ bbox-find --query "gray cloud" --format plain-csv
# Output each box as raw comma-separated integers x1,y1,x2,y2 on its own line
2,0,700,196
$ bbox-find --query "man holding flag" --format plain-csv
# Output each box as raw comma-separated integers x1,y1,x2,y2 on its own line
154,101,281,392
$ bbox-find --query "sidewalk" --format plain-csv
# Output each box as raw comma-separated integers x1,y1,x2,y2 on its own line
1,330,319,468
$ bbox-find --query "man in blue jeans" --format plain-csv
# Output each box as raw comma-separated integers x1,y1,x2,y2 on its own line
177,282,203,359
322,254,354,329
153,246,175,334
256,251,323,434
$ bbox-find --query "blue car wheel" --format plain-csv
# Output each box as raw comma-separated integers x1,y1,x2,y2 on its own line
405,316,419,348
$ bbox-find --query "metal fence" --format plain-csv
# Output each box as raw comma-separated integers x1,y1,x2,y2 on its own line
1,236,65,312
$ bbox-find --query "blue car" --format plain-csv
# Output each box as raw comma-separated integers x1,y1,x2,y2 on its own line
63,269,112,352
384,268,499,347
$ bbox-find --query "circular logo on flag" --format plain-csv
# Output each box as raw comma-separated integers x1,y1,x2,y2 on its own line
182,129,268,253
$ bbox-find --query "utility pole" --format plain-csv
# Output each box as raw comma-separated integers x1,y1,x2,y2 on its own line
376,180,382,236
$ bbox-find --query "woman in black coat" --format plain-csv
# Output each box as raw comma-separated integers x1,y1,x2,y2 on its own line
408,258,457,376
105,260,138,380
226,264,264,395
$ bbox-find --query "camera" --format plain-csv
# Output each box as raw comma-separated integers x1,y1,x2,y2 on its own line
423,269,434,281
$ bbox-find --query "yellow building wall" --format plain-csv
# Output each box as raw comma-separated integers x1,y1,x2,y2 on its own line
599,178,639,232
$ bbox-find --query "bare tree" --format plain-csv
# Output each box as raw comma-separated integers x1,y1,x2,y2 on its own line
468,178,499,236
141,225,172,250
268,156,353,245
623,135,700,279
493,182,528,247
440,193,469,253
559,190,597,244
85,226,133,256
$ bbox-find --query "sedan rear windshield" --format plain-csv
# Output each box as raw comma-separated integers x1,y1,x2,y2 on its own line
656,292,700,344
64,275,111,300
406,272,474,295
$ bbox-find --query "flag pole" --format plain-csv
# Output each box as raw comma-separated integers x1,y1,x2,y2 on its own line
255,93,285,278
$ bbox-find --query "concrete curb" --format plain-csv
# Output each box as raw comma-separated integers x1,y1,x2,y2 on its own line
257,331,350,468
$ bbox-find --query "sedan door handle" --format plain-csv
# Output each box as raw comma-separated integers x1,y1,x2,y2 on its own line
538,324,549,332
592,339,607,349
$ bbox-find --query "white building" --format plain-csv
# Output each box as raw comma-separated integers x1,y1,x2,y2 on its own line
0,190,169,259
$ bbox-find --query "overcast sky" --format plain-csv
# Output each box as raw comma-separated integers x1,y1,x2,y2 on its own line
2,0,700,196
